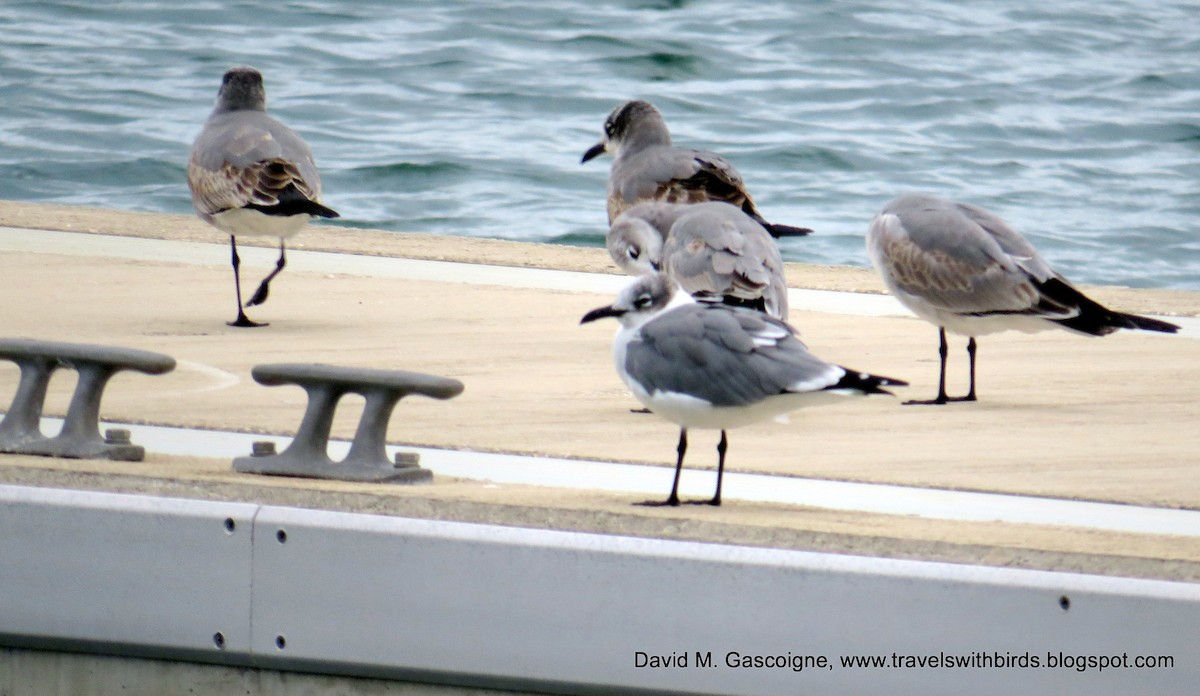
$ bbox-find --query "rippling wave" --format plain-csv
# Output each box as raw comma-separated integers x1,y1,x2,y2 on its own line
1,0,1197,288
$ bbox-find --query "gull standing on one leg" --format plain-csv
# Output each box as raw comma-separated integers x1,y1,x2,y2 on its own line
607,201,790,320
866,194,1180,404
581,273,905,506
188,66,339,327
581,100,812,239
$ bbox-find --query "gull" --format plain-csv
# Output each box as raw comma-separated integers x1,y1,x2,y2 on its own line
580,273,906,506
581,99,812,239
188,66,339,327
866,194,1180,404
607,201,790,319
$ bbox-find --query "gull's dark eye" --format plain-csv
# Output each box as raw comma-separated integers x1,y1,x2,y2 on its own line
633,293,652,309
627,247,640,260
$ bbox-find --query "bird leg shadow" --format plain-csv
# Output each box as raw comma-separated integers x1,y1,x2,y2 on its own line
228,311,268,329
634,496,681,507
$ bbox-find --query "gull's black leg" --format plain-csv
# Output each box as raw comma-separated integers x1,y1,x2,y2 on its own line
964,337,978,402
228,236,266,328
904,327,949,404
905,328,976,405
637,428,686,507
713,430,727,505
688,430,727,506
248,239,286,307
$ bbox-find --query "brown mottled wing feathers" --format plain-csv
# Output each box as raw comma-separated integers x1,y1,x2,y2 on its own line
662,204,788,317
188,111,321,220
610,145,754,221
872,203,1046,314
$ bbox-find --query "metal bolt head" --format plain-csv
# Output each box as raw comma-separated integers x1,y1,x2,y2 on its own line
104,428,132,445
394,451,420,468
251,441,277,457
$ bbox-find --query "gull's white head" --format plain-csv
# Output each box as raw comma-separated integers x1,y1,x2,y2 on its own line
581,99,671,163
607,216,664,276
580,272,690,330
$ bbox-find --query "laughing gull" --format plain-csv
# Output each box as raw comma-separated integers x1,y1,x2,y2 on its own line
581,100,812,239
866,194,1180,404
580,273,906,506
608,201,790,319
188,66,339,327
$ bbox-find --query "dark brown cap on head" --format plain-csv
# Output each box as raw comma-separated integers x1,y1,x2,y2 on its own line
216,66,266,113
605,99,665,141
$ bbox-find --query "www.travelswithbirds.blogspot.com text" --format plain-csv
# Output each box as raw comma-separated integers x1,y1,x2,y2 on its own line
634,650,1174,674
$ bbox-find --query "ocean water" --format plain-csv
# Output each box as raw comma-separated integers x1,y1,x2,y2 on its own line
1,1,1197,289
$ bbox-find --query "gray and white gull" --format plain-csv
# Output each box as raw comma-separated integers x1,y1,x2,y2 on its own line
188,66,339,327
581,100,812,239
607,201,790,320
581,273,905,506
866,194,1180,404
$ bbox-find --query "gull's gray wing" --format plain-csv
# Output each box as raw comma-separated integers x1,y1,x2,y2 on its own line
869,195,1181,335
609,145,752,220
663,203,789,318
868,194,1068,316
624,304,841,407
188,110,322,220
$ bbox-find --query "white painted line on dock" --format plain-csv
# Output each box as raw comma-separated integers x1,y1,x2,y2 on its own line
5,225,1196,331
0,225,939,319
26,416,1200,539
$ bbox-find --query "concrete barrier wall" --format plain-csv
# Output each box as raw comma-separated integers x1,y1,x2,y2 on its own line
2,484,1198,695
0,647,536,696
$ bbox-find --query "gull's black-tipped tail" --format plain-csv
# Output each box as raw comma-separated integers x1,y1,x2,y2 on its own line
1038,278,1180,336
742,207,813,238
1117,312,1182,333
739,201,816,238
250,197,339,219
300,200,340,219
692,292,769,315
827,368,908,396
246,183,340,219
762,222,814,238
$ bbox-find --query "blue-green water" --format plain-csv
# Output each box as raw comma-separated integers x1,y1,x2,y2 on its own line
1,1,1198,289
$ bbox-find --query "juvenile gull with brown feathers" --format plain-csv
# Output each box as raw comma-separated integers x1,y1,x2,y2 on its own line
866,194,1179,404
607,201,790,320
188,66,339,327
582,100,812,239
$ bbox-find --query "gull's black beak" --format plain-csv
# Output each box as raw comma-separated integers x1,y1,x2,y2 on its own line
581,142,606,164
580,305,625,324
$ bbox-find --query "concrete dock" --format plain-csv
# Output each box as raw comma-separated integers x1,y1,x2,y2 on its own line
2,200,1199,693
